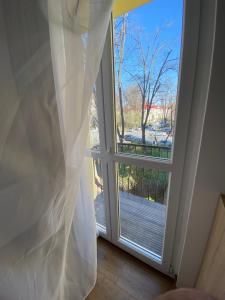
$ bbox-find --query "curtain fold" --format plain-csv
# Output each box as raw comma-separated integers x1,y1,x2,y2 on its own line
0,1,113,299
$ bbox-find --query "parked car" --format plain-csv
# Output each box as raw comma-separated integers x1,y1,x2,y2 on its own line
158,140,172,147
124,134,135,142
162,127,172,133
124,135,143,143
146,125,154,131
158,119,170,128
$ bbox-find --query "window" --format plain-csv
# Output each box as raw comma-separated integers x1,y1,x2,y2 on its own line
87,0,199,275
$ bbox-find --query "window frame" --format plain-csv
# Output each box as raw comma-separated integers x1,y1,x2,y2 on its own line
92,0,201,276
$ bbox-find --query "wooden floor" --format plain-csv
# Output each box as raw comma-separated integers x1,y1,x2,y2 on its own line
95,191,166,256
87,238,175,300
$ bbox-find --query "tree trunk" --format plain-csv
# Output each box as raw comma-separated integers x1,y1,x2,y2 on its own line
117,126,123,144
119,84,125,141
141,124,146,144
115,15,127,144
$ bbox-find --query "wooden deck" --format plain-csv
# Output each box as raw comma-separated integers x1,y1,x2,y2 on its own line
95,191,166,257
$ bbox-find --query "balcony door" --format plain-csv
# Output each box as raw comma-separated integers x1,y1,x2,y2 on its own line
88,0,200,276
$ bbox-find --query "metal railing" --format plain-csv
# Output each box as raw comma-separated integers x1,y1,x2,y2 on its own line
118,162,168,204
91,143,171,204
93,157,169,205
91,142,171,159
118,142,171,159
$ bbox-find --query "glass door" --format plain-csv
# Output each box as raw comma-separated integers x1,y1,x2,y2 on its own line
88,0,200,276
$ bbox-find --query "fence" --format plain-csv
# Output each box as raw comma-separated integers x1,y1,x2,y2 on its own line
92,142,171,204
117,142,171,159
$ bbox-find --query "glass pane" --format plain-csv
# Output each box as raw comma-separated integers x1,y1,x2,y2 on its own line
117,162,169,258
88,157,106,228
88,90,100,150
113,0,183,159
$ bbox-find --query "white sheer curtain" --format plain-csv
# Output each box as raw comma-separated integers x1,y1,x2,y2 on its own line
0,1,113,299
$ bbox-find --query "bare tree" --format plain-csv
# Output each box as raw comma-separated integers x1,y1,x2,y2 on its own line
158,83,177,142
123,85,141,129
114,15,127,143
126,27,177,144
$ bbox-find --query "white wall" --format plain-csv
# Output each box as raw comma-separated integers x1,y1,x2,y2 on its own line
176,0,225,287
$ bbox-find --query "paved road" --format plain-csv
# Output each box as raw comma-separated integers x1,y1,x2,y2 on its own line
124,128,173,144
90,128,173,147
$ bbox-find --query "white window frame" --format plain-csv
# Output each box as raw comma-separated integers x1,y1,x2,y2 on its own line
92,0,201,276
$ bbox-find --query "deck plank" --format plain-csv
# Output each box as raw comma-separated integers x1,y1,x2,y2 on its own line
95,191,166,257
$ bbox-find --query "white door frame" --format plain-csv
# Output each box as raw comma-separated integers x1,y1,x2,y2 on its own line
93,0,201,277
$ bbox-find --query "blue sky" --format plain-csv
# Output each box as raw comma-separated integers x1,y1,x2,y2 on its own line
114,0,183,91
133,0,183,40
131,0,183,57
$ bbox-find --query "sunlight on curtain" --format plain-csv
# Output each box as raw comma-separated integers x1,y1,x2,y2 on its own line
0,1,113,299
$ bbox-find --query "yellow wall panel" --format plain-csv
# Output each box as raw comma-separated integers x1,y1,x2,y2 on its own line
113,0,151,18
